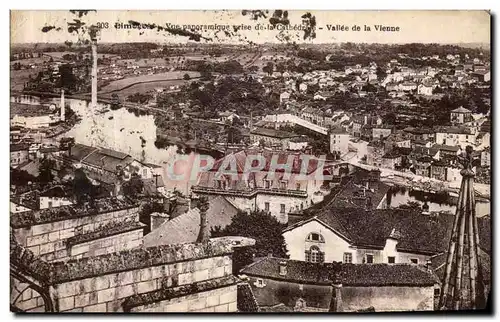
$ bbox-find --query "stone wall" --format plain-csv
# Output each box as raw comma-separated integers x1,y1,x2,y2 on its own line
53,254,232,312
341,285,435,312
69,228,143,259
12,207,139,262
129,281,238,312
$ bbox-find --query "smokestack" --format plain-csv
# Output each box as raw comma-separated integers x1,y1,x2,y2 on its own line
279,261,287,276
60,89,65,122
196,196,209,243
91,40,98,108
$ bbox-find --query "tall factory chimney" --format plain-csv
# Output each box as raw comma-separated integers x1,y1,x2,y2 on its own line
60,89,65,122
91,39,98,108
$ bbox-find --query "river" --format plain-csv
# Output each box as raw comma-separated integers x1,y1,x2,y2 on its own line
386,186,490,217
55,98,201,195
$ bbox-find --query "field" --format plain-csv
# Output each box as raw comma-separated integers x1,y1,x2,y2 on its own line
43,52,120,60
99,71,201,94
10,68,44,92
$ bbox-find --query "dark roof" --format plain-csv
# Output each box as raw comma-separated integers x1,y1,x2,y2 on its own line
39,185,70,198
250,127,299,139
241,257,438,287
11,144,30,152
237,283,260,312
432,144,460,152
11,102,55,117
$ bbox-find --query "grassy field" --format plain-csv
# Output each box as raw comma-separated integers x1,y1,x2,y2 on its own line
10,68,44,92
44,52,119,60
99,71,201,93
98,79,188,99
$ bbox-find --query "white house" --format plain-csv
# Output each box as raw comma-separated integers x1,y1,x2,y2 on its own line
329,127,350,156
417,84,433,96
283,208,454,265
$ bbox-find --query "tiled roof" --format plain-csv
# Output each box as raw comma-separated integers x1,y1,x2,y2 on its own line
237,283,260,312
143,196,239,247
241,257,438,287
451,106,472,113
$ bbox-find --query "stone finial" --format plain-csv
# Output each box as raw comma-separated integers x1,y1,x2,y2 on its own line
458,145,476,177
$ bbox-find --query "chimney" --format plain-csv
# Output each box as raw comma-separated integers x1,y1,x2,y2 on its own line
150,212,170,231
279,261,287,276
196,197,209,243
60,89,65,122
425,259,433,272
91,40,98,108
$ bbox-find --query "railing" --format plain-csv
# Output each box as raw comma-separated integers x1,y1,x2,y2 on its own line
191,185,308,198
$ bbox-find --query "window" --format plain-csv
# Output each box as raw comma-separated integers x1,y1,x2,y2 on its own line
388,256,395,264
48,201,53,209
296,183,301,190
306,233,324,242
254,278,266,288
365,254,374,264
142,168,148,177
264,180,271,189
410,258,419,264
280,204,285,213
279,181,287,190
434,288,440,297
306,246,324,263
264,202,270,212
343,252,352,263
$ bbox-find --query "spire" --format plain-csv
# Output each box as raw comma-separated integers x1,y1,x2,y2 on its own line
439,145,486,310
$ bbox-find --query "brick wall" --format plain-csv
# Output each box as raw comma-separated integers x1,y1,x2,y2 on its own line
130,284,238,312
53,255,233,312
12,207,139,262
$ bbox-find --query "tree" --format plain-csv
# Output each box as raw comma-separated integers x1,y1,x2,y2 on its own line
211,210,288,273
183,73,191,80
38,159,55,185
73,168,92,204
262,62,274,76
123,172,144,199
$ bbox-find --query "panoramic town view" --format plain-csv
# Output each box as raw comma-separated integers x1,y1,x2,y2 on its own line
10,10,490,313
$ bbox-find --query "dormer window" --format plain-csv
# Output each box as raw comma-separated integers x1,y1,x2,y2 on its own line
279,181,287,190
264,180,271,189
306,233,325,243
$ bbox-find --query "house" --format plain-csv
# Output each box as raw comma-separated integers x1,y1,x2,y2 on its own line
384,133,411,153
432,144,461,159
64,143,157,186
279,91,290,104
143,196,239,246
450,106,473,124
381,151,402,170
191,150,334,223
240,257,439,312
417,84,433,96
39,185,74,209
430,160,448,181
327,169,389,210
413,155,433,177
298,83,307,92
366,141,385,168
372,126,392,140
434,126,476,149
10,144,30,167
400,82,417,91
329,127,350,156
471,70,490,82
403,127,434,141
481,147,490,167
250,127,300,150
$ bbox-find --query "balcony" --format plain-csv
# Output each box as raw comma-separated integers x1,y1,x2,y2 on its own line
191,185,308,198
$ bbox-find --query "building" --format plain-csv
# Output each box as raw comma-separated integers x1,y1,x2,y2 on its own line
471,70,491,82
39,185,74,209
11,195,258,312
413,155,433,177
417,84,433,96
11,144,30,167
62,143,157,185
279,91,290,104
434,126,476,149
329,127,350,156
191,150,334,223
249,127,300,150
372,127,392,140
240,257,439,312
366,141,385,168
450,106,473,124
144,196,239,246
282,205,489,267
481,147,491,167
10,91,66,129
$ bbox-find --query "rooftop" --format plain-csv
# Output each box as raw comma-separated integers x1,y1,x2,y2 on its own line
451,106,472,113
241,257,439,287
250,127,299,139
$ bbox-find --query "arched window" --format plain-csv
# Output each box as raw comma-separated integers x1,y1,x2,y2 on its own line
305,245,324,263
306,232,325,243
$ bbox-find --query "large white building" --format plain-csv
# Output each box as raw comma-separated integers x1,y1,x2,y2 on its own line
10,91,66,129
329,127,350,156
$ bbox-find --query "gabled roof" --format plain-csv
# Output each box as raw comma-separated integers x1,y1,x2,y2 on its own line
451,106,472,113
143,196,239,247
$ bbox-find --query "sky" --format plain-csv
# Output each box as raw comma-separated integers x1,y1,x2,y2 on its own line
10,10,491,45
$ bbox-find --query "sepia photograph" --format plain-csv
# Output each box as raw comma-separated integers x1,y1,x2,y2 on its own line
9,9,491,313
